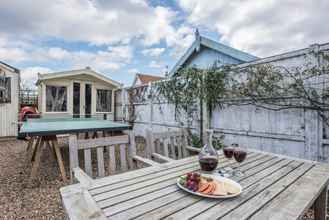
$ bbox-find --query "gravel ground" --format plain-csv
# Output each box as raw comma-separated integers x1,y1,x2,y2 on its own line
0,139,326,220
0,139,68,220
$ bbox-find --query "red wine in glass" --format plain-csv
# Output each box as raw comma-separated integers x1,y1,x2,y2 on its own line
223,147,234,159
231,148,247,177
233,149,247,163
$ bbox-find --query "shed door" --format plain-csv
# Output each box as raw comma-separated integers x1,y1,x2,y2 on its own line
85,84,92,118
73,82,80,118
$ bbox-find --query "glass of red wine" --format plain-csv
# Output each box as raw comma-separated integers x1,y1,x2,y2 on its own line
232,147,247,177
218,145,235,176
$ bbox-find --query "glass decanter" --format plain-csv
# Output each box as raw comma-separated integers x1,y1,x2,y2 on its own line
198,129,219,172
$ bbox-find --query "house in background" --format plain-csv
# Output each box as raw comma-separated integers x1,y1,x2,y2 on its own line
169,29,258,75
132,73,164,87
0,61,20,137
36,67,122,120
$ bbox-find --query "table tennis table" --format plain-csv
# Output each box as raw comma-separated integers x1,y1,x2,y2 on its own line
19,117,131,181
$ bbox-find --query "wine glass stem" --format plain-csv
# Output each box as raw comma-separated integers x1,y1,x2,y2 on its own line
232,164,243,177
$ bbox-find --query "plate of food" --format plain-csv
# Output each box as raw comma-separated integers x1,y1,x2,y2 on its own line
177,172,242,198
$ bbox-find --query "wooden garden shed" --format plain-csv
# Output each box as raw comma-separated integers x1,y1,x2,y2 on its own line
0,61,20,137
36,67,122,120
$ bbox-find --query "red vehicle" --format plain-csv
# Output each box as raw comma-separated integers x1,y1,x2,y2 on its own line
19,106,40,122
18,106,40,139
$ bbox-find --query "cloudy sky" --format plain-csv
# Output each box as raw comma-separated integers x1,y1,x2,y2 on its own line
0,0,328,87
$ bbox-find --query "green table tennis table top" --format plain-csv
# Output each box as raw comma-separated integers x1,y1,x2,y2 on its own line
19,117,131,136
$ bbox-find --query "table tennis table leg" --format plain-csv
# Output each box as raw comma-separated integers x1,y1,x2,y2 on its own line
31,137,41,162
30,137,44,179
26,137,34,152
50,138,67,182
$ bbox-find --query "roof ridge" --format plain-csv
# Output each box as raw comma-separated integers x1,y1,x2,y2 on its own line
200,36,259,60
37,68,122,87
169,33,258,75
0,61,20,73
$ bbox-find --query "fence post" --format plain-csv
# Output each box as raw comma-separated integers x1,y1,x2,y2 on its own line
148,82,153,131
304,109,320,161
122,88,127,121
146,129,155,158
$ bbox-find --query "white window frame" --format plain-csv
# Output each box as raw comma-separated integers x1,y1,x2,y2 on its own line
96,88,112,113
0,76,11,104
45,84,69,113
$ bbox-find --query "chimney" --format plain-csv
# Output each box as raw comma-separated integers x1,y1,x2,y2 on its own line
195,28,200,40
309,43,320,54
195,28,201,52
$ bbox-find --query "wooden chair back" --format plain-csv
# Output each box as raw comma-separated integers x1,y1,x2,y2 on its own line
69,132,136,179
146,129,190,160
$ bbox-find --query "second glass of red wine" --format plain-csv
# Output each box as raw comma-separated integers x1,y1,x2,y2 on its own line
232,148,247,177
218,145,235,176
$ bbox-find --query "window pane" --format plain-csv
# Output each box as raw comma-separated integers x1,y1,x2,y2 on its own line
96,89,112,112
46,85,67,112
0,77,11,103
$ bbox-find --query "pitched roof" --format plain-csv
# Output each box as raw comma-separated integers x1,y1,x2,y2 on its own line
36,67,122,87
169,33,259,75
0,61,20,73
133,73,164,85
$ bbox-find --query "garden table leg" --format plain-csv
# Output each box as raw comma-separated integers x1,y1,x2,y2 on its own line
26,137,34,152
30,137,44,179
314,186,328,220
50,137,67,182
31,137,41,162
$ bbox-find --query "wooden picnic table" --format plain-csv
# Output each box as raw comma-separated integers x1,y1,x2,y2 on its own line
60,150,329,220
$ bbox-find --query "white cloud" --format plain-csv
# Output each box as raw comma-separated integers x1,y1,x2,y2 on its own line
128,68,139,74
47,47,71,60
19,44,134,88
0,47,27,62
0,0,177,46
0,42,134,72
165,26,195,58
142,47,165,57
178,0,329,56
21,66,52,89
149,60,163,69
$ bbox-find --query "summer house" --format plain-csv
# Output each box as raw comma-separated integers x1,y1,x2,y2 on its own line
36,67,122,120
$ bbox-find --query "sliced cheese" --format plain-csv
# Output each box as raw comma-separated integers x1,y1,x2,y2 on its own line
213,181,227,196
224,182,240,195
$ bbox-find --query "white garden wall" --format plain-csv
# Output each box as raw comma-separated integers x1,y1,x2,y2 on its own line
121,43,329,162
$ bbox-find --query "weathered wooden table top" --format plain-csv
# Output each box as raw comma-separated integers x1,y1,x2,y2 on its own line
60,150,329,220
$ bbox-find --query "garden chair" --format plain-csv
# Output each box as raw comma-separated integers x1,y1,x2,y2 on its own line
145,128,200,163
68,130,159,181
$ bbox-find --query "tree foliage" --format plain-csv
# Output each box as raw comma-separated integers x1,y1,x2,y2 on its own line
156,54,329,127
155,65,233,119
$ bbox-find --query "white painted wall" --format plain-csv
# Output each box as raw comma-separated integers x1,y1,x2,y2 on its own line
0,65,19,137
126,43,329,162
